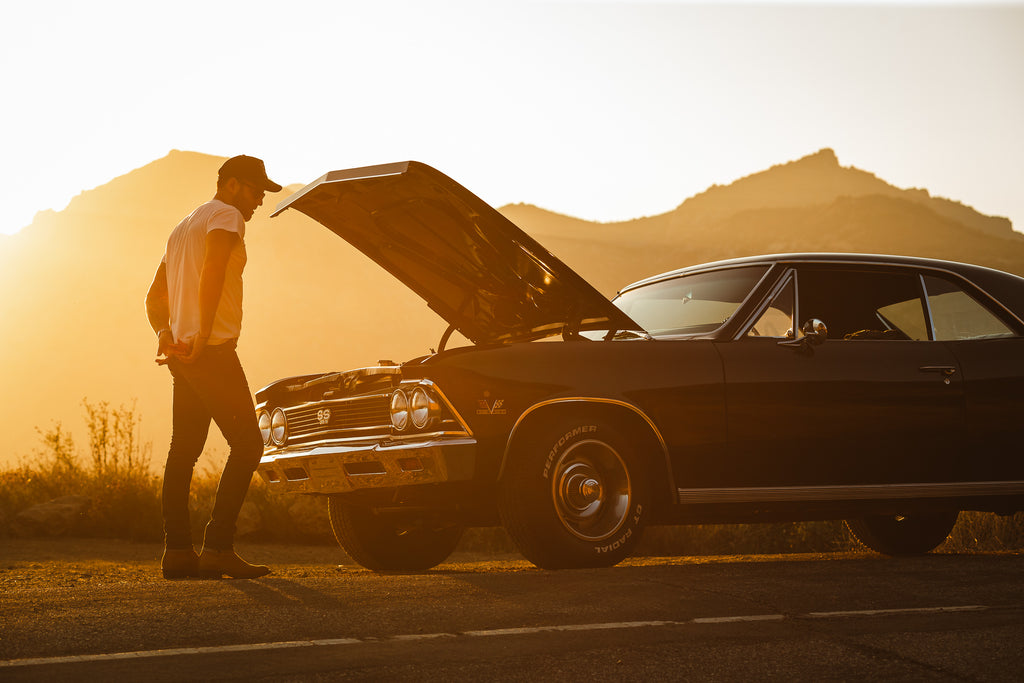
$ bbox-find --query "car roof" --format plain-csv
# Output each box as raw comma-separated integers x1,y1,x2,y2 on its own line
618,252,1024,325
621,252,1017,290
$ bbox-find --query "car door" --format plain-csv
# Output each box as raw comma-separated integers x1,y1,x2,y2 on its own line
921,273,1024,482
712,264,966,492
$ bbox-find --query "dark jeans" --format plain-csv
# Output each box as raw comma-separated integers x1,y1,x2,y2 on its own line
162,342,263,551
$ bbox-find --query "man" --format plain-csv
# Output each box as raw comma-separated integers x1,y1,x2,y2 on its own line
145,155,282,579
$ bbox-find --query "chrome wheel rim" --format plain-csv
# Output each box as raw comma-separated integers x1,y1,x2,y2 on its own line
551,439,631,541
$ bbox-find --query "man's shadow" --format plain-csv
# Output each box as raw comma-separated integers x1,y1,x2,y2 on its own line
223,577,347,609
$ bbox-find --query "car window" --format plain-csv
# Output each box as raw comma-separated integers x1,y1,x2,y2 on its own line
614,266,769,336
923,275,1015,340
797,267,927,341
748,276,795,338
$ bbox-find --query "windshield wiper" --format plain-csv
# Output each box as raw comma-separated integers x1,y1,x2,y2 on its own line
607,329,653,341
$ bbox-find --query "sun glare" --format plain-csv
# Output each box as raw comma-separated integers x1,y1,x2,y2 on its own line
3,173,82,236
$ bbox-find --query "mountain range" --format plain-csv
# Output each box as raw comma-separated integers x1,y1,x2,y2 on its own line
0,148,1020,467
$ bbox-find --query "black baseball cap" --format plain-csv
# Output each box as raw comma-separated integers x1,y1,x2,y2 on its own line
218,155,282,193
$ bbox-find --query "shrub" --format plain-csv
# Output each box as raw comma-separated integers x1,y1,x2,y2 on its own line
0,400,163,540
635,520,858,557
945,511,1024,552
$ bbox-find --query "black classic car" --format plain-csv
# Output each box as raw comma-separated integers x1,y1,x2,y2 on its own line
256,161,1024,570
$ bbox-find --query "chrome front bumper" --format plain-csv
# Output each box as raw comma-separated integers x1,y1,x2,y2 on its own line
257,437,477,494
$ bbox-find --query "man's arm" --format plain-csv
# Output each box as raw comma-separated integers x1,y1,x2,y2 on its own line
181,228,239,362
145,262,179,359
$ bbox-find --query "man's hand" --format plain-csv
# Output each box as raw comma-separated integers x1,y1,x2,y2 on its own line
155,330,189,365
179,335,208,364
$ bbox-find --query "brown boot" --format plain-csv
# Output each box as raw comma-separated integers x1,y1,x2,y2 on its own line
161,548,200,579
198,549,271,579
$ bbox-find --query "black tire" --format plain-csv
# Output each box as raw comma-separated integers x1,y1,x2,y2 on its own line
846,510,959,556
327,496,464,571
499,417,650,569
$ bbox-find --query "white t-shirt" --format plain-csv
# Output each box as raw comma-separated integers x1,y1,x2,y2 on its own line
162,199,247,345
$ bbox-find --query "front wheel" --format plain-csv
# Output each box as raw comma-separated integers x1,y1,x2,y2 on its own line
327,496,464,571
846,510,958,556
499,417,650,569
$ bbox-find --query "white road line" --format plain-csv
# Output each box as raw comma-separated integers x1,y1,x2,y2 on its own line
0,605,990,669
0,641,326,668
692,614,786,624
389,633,458,642
462,620,676,637
808,605,988,619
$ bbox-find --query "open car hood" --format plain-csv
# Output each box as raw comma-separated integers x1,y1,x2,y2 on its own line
271,161,641,345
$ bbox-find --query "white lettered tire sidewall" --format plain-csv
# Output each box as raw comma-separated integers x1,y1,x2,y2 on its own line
500,417,650,569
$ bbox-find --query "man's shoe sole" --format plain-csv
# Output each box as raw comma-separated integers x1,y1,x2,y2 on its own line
162,569,201,579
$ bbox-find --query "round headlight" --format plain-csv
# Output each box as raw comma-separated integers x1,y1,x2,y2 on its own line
271,408,288,446
410,386,440,430
389,387,409,430
258,411,272,446
390,389,410,431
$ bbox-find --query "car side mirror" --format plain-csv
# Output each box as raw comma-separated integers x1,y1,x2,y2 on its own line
778,318,828,349
801,318,828,345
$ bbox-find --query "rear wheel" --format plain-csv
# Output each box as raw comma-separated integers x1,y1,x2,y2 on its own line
846,510,959,556
499,417,650,569
327,495,464,571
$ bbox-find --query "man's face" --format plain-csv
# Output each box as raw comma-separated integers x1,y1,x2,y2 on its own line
234,180,266,222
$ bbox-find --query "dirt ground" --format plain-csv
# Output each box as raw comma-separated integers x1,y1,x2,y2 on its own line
0,536,538,588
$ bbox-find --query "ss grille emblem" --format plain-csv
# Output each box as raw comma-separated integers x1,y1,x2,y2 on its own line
316,409,331,426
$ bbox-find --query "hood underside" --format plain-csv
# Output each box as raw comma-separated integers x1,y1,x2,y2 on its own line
271,161,640,345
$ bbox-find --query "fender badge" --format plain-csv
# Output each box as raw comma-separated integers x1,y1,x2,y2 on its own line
477,398,506,415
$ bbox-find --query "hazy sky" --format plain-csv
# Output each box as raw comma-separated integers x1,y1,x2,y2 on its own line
2,0,1023,237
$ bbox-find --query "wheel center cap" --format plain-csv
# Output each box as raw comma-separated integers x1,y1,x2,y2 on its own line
567,474,602,507
558,461,609,515
580,477,602,502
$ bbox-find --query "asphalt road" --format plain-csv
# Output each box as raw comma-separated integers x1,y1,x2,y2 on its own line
2,539,1022,681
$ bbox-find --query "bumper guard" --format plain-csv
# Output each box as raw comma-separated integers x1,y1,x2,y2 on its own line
257,437,477,494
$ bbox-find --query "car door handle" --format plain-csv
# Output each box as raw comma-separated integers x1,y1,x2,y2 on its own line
920,365,957,384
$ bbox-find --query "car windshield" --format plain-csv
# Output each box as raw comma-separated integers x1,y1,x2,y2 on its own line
613,266,769,336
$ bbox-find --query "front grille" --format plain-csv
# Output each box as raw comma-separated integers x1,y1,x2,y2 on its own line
284,394,390,442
